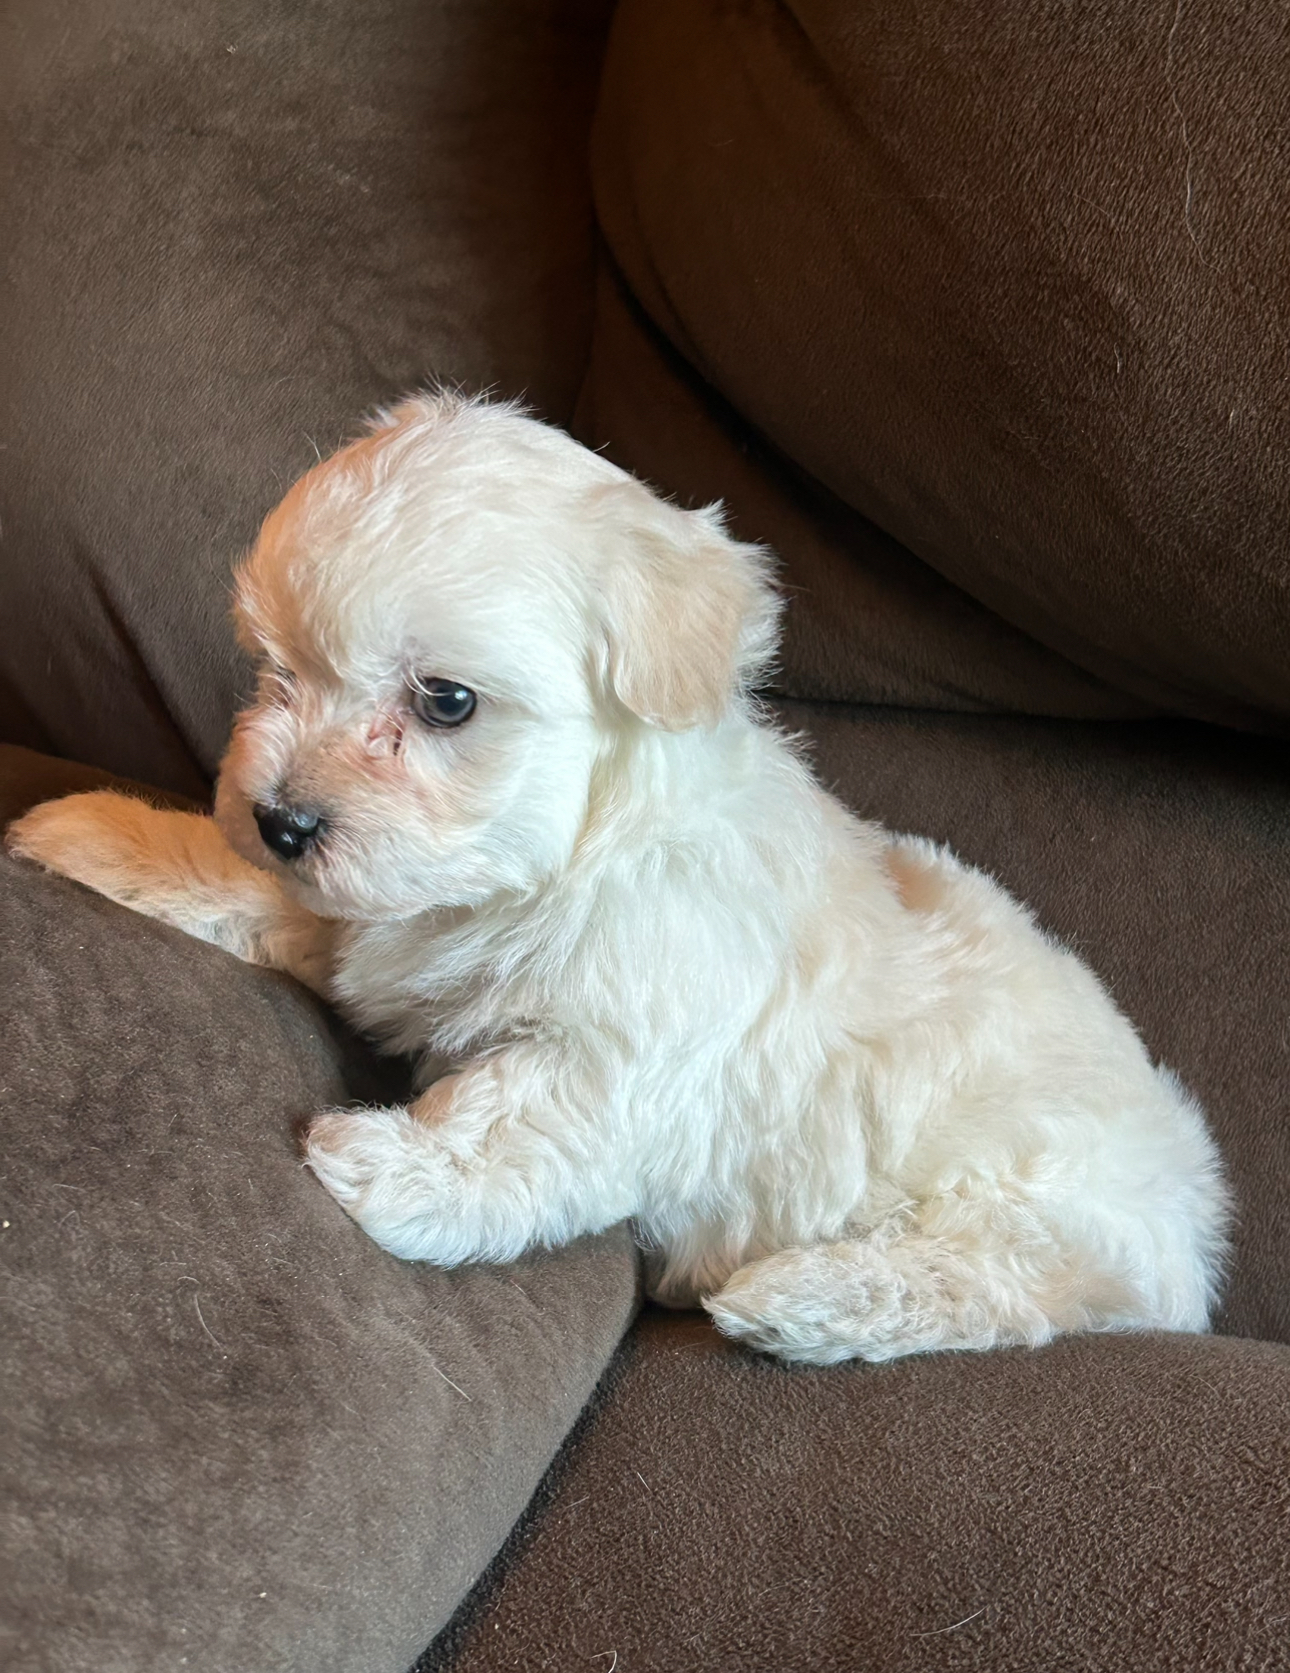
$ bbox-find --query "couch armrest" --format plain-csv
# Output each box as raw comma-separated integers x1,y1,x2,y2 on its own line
1,747,638,1673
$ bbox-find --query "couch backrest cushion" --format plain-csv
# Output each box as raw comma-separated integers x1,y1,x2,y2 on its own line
588,0,1290,730
0,0,613,794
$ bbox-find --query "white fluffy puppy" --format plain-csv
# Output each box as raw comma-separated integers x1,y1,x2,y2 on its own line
8,394,1230,1364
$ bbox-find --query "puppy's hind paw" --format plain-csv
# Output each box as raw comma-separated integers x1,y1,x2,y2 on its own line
703,1244,906,1367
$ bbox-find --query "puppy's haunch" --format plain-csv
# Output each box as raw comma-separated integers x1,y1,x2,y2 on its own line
7,394,1230,1364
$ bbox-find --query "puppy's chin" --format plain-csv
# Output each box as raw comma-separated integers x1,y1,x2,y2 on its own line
270,872,407,924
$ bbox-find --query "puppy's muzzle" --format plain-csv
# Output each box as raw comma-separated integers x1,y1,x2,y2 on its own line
253,802,325,861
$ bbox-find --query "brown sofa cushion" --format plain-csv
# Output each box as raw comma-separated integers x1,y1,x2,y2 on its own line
587,0,1290,732
0,746,638,1673
576,264,1152,720
423,1310,1290,1673
0,0,614,797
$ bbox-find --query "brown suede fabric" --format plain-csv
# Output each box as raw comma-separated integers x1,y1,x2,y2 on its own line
576,263,1154,720
421,1311,1290,1673
0,746,639,1673
0,0,614,795
588,0,1290,731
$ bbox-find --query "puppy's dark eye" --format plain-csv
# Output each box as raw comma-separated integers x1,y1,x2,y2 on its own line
410,678,477,728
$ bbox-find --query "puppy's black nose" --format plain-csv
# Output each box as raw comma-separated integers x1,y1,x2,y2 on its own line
253,803,324,861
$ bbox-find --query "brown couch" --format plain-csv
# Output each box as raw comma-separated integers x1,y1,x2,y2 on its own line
3,3,1288,1670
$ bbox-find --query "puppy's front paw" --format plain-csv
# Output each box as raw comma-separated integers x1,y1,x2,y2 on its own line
304,1107,451,1261
6,791,166,905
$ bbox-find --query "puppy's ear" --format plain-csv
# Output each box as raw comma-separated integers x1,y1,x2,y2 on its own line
594,483,780,731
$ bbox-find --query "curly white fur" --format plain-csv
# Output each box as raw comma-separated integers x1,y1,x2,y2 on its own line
7,394,1230,1364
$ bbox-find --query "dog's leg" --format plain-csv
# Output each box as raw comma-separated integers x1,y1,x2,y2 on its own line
6,791,335,994
702,1213,1125,1366
303,1044,634,1264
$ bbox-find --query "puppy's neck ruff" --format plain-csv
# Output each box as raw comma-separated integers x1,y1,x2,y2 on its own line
328,701,827,1061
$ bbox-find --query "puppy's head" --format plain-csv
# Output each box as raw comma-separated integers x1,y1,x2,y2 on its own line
215,393,779,919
